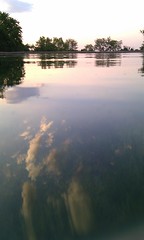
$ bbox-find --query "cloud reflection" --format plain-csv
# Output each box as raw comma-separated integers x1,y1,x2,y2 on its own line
18,116,73,180
5,87,39,104
21,182,36,240
18,117,95,239
63,178,94,235
26,132,43,181
23,117,53,181
44,148,60,175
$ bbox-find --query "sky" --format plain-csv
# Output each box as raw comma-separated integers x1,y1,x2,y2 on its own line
0,0,144,49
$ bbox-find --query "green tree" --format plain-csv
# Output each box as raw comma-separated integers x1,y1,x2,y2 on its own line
107,37,122,51
35,36,54,51
65,39,78,51
35,37,78,51
94,37,122,52
52,37,65,51
0,11,23,51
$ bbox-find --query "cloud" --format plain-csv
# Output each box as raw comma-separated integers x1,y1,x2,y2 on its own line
5,0,33,13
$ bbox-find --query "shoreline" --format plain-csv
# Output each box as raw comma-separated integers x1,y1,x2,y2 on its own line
0,50,143,56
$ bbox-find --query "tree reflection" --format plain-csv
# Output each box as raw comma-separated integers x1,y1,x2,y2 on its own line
38,53,77,69
0,56,25,98
95,52,121,67
138,53,144,76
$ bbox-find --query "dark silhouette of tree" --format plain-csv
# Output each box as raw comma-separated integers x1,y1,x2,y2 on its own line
0,55,25,98
0,12,24,51
84,44,94,52
123,46,134,51
35,36,54,51
140,30,144,51
34,37,78,51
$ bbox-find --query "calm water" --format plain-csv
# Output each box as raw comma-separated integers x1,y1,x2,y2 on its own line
1,52,144,240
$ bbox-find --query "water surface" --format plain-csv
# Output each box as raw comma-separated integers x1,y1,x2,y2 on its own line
1,52,144,240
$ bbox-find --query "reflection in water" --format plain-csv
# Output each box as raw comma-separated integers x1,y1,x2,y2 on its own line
19,117,54,181
38,53,77,69
63,178,94,236
21,182,37,240
26,53,77,60
5,87,39,104
38,60,77,69
0,56,25,98
18,117,94,239
2,53,144,240
24,53,78,69
138,53,144,76
17,113,144,239
95,52,121,67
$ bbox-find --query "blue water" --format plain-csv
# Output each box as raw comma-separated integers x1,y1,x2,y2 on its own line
1,52,144,240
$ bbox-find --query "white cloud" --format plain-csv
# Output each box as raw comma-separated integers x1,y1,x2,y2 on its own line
4,0,33,13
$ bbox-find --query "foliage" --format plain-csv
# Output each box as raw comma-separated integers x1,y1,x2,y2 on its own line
84,44,94,52
94,37,122,52
64,38,78,51
34,36,78,51
52,37,65,51
35,36,54,51
140,30,144,51
0,11,24,51
122,46,134,51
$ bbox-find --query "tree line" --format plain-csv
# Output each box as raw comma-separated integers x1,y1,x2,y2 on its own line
0,11,144,52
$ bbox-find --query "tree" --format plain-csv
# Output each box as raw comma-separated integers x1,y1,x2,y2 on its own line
84,44,94,52
94,37,122,52
122,46,133,51
94,38,107,51
107,37,122,51
52,37,65,51
34,37,78,51
34,36,54,51
0,11,23,51
140,30,144,51
65,39,78,51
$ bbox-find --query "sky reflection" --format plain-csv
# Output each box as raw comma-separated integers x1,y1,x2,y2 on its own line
1,53,144,240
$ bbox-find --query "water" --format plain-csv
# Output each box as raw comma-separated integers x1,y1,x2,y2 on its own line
1,52,144,240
